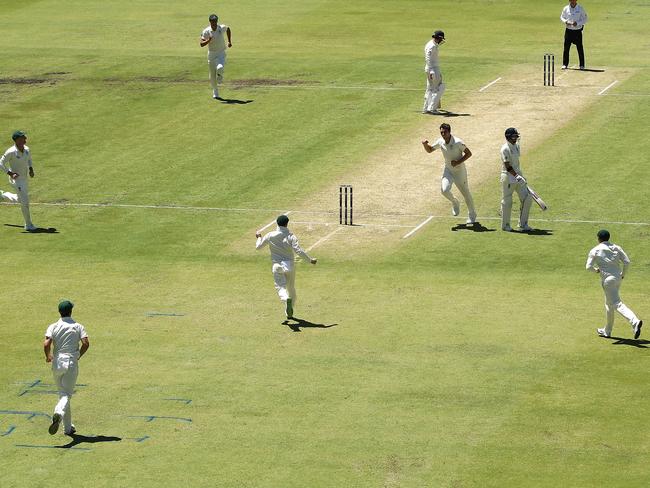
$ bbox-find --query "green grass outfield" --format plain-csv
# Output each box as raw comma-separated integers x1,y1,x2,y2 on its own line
1,1,648,487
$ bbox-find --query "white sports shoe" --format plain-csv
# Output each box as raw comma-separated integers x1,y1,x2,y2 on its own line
467,212,477,224
451,200,460,217
502,224,512,232
1,191,19,202
597,328,610,338
519,224,533,231
212,89,219,99
25,224,37,232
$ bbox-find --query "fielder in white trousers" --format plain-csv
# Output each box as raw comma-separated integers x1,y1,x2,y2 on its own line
422,31,446,114
44,301,90,435
200,14,232,99
0,131,36,231
586,230,643,339
256,215,317,319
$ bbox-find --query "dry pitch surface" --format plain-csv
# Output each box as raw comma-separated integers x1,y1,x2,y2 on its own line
262,64,634,254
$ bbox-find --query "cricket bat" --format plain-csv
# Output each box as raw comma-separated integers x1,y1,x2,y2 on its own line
527,185,548,211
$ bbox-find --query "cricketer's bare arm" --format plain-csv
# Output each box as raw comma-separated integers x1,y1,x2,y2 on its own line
43,337,53,363
421,140,435,153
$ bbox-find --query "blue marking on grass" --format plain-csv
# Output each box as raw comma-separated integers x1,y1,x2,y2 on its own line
128,415,192,423
2,425,16,436
0,410,50,420
163,398,192,405
17,379,87,396
15,444,91,451
126,435,150,442
146,312,186,317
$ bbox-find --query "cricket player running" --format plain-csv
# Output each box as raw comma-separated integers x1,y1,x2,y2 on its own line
43,300,90,436
422,123,477,224
586,229,643,339
422,30,446,114
0,130,37,231
200,14,232,100
500,127,533,232
256,215,317,319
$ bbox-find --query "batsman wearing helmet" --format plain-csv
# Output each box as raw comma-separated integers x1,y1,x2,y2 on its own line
422,30,446,114
500,128,532,232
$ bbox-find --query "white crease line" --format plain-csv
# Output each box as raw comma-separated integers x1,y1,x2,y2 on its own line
19,202,649,227
598,80,618,95
258,211,291,233
402,216,435,239
306,227,344,252
479,77,502,92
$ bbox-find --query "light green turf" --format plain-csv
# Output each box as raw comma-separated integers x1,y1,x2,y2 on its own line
1,1,648,487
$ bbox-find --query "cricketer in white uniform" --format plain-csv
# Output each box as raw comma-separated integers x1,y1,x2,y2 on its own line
200,14,232,99
0,130,36,231
422,123,477,224
586,229,643,339
43,300,90,436
500,127,532,232
423,30,446,114
256,215,317,319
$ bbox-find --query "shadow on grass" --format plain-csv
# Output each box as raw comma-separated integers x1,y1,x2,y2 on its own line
215,97,254,104
58,433,122,448
451,222,495,233
4,224,58,233
513,228,553,236
567,67,605,72
606,336,649,349
281,317,337,332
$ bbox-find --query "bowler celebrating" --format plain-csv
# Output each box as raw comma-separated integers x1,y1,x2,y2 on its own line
422,123,477,224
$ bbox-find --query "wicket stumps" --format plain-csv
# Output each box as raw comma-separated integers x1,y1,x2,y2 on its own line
544,53,555,86
339,185,353,225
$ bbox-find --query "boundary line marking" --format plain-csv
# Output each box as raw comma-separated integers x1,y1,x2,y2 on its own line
479,77,502,92
402,216,435,239
598,80,618,95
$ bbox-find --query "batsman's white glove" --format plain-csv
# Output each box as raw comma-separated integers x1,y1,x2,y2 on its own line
515,174,527,185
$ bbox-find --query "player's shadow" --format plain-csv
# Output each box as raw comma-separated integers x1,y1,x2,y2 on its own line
451,222,495,232
58,433,122,448
441,110,471,117
515,228,553,236
606,337,649,349
281,317,338,332
568,67,605,72
215,97,254,104
4,224,58,233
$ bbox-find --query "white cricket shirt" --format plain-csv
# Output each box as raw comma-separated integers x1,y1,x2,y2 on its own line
500,141,522,176
560,4,587,30
430,136,467,170
45,317,88,358
202,24,228,54
424,39,440,72
256,226,313,267
0,144,32,178
586,242,630,280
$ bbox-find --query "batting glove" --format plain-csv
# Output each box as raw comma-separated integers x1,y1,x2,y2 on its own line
515,174,527,185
